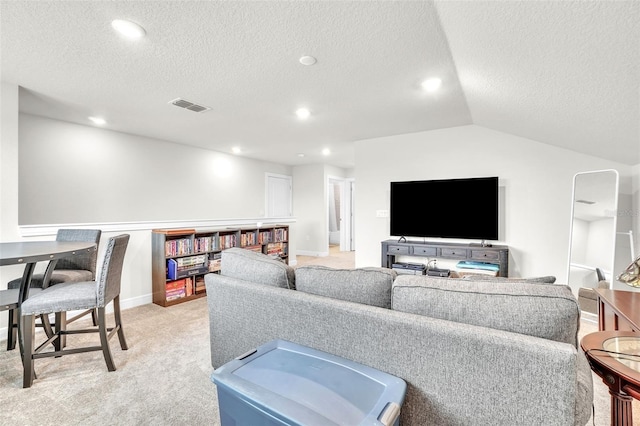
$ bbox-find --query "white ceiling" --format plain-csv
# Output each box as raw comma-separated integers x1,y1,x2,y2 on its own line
1,1,638,168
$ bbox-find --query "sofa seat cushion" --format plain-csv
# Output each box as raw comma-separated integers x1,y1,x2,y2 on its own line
220,247,295,289
392,275,580,346
295,266,397,308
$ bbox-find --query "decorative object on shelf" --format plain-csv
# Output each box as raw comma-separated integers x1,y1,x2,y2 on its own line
617,254,640,288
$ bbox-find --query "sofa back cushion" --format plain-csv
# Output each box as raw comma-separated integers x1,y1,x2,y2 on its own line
220,247,295,289
295,266,396,308
392,275,580,346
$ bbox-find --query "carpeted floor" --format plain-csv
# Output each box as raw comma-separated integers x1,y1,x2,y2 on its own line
0,247,635,425
0,298,218,425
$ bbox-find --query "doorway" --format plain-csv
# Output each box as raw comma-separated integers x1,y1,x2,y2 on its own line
266,173,292,217
327,176,354,252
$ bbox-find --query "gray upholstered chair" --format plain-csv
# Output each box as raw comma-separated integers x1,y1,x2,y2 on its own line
21,234,130,388
0,289,20,331
5,229,102,350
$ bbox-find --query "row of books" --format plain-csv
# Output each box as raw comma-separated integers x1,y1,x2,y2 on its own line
272,228,288,242
220,234,238,250
165,276,206,301
167,254,209,280
209,253,221,272
266,242,288,256
175,254,208,267
165,238,193,257
194,235,218,253
258,230,271,244
166,277,193,301
165,229,289,256
241,232,257,246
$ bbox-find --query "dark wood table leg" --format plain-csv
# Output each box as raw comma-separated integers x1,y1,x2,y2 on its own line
610,389,633,426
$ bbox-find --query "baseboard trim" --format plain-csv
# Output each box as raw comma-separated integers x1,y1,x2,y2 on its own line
581,311,598,324
297,250,329,257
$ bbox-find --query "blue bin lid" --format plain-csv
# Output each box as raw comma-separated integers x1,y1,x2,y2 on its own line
212,340,406,426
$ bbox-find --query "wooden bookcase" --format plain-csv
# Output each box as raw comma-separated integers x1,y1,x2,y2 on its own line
152,225,289,307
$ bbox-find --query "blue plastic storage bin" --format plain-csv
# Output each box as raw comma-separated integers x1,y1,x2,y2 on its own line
212,339,407,426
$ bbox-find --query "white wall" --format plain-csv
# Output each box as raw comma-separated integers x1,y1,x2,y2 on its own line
0,86,299,337
634,164,640,256
292,164,354,256
0,82,24,284
19,114,292,224
292,164,327,255
612,164,640,291
354,125,635,281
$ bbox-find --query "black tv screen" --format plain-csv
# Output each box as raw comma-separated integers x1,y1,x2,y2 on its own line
390,177,499,241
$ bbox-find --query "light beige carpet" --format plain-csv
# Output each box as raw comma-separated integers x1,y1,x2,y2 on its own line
0,299,219,425
0,247,634,425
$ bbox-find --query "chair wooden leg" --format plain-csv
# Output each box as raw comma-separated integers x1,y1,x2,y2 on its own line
39,313,55,340
113,296,128,350
55,311,67,351
22,314,35,388
7,308,17,351
97,307,116,371
91,308,98,326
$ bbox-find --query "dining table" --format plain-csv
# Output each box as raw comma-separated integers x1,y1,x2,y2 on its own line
0,240,98,356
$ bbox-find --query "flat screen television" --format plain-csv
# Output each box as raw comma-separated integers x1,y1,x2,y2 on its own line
390,177,499,241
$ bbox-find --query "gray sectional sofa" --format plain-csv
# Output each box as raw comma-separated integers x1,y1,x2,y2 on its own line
205,248,593,425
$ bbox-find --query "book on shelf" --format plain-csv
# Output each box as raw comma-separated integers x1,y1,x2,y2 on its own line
266,242,288,256
165,277,195,300
165,238,193,257
194,276,206,294
219,233,238,249
166,288,186,301
272,228,288,242
241,231,257,247
166,277,192,290
166,255,209,280
176,254,208,267
258,231,271,244
194,235,218,253
209,253,221,272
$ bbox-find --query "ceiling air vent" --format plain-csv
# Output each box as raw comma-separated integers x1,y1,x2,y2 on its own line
169,98,211,113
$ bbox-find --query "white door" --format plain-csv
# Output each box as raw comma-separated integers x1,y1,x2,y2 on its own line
266,173,292,217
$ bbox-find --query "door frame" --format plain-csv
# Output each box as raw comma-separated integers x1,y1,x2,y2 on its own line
265,173,292,217
327,175,355,252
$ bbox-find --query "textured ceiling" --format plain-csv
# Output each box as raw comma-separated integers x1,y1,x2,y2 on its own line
1,1,638,168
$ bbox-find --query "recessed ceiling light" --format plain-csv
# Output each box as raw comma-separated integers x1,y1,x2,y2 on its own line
421,77,442,92
111,19,146,39
297,153,305,157
231,147,241,154
322,148,331,156
296,108,311,120
88,116,106,126
299,56,317,66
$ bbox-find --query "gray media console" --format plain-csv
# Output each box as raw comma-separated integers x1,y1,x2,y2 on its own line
381,239,509,277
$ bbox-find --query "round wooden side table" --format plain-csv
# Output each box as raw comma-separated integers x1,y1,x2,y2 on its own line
581,331,640,426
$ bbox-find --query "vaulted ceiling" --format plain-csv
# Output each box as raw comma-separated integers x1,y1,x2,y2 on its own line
2,1,638,168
